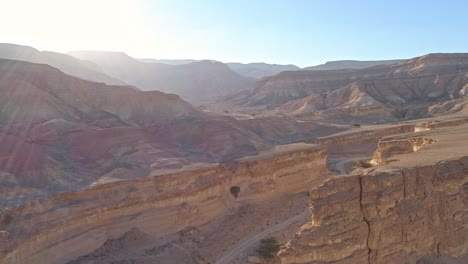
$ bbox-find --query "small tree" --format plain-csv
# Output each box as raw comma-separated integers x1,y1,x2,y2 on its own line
256,237,280,260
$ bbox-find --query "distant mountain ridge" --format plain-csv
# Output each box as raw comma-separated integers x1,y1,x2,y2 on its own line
139,59,302,79
0,43,125,85
226,62,300,79
222,53,468,123
138,58,199,65
69,50,253,101
304,59,403,71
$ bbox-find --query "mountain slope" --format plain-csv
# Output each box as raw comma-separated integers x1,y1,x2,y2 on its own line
0,43,124,85
222,53,468,123
68,51,254,101
0,59,342,200
304,59,403,70
226,62,300,78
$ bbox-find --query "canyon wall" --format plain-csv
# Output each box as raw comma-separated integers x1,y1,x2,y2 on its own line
0,144,327,264
313,124,415,155
279,156,468,263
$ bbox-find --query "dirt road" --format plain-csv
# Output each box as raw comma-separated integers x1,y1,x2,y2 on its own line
215,210,308,264
335,156,368,175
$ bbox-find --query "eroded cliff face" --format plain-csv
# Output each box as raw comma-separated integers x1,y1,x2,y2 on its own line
0,144,327,264
372,137,435,164
279,156,468,263
313,124,415,156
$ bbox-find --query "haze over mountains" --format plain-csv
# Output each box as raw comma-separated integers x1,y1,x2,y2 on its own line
0,43,125,85
226,62,301,78
138,58,198,65
0,43,429,103
68,50,254,101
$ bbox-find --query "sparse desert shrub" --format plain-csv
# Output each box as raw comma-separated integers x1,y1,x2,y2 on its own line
230,186,240,199
355,160,372,169
392,108,408,120
256,237,280,260
351,123,361,127
2,214,13,225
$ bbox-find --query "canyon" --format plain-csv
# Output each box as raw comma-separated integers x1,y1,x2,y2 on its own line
0,48,467,264
0,143,327,264
1,109,467,264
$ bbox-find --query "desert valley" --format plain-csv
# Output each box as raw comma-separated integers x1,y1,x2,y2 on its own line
0,40,467,264
2,3,468,263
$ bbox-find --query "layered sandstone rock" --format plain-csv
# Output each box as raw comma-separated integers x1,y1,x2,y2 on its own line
279,125,468,264
280,157,468,263
0,144,327,264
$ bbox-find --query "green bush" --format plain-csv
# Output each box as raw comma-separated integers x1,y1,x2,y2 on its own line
256,237,280,260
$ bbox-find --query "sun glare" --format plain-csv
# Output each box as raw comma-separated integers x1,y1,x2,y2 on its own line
0,0,153,55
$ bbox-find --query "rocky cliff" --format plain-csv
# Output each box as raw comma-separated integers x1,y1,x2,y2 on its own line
279,124,468,264
280,157,468,263
0,144,327,264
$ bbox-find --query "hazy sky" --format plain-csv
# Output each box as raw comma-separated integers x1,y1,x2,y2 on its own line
1,0,467,67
